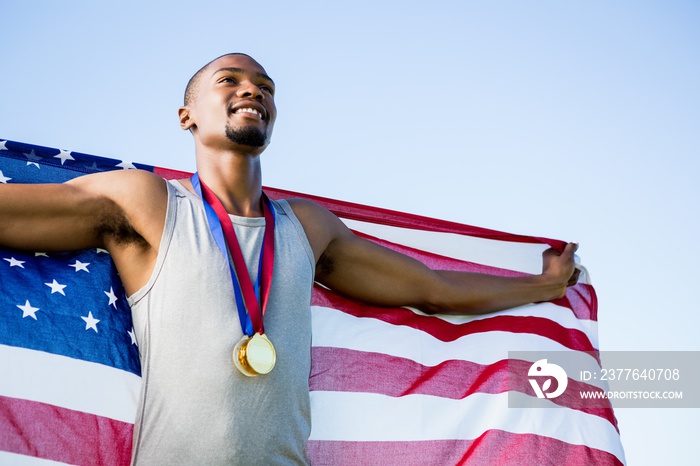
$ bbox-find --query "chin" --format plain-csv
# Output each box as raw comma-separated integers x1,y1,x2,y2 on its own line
225,125,269,148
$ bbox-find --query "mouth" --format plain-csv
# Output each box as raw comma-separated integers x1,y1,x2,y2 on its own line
230,103,267,121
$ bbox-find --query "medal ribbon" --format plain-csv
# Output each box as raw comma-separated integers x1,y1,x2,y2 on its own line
191,173,275,336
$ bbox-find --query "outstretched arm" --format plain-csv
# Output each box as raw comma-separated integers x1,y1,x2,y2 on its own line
291,199,579,315
0,169,167,295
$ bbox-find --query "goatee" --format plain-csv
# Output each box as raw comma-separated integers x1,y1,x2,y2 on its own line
225,124,267,147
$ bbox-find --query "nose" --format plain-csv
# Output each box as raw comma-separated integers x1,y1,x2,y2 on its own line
237,81,264,100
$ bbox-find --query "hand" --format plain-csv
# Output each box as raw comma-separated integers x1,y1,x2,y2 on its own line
541,242,581,299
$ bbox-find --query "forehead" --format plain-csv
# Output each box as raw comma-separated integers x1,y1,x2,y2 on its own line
206,54,271,80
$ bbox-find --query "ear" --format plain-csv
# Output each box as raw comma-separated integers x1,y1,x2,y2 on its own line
178,106,195,131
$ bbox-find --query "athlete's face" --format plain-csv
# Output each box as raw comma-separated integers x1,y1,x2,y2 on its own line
181,54,277,154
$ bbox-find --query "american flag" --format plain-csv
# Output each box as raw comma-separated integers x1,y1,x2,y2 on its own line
0,139,625,465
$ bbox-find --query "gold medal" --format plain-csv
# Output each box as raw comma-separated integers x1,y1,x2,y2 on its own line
233,333,276,377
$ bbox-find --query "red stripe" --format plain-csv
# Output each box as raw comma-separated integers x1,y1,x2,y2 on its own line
307,430,623,466
312,287,597,353
263,186,567,251
0,396,133,465
310,347,618,429
152,166,192,180
556,283,598,322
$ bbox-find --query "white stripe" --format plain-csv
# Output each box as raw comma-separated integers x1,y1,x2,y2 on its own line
407,301,599,349
0,452,69,465
0,344,141,424
312,306,599,367
343,218,548,274
309,391,625,463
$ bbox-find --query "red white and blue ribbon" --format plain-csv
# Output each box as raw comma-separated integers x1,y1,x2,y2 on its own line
191,172,276,337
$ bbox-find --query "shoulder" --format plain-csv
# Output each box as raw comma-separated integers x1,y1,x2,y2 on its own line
68,169,168,223
286,198,331,220
67,168,168,202
285,198,351,262
285,198,346,232
67,169,169,248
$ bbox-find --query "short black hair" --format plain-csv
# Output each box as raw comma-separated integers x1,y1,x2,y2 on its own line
183,52,255,106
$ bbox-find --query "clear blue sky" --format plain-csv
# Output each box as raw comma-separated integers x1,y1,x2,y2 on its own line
2,1,698,464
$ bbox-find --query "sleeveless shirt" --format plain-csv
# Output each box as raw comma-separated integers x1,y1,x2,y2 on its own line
127,180,315,465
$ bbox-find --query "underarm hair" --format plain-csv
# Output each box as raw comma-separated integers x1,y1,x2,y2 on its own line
93,201,148,247
316,251,334,278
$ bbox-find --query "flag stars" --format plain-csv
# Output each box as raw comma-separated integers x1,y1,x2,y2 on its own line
105,287,118,309
45,279,67,296
116,160,136,170
25,150,42,168
4,257,25,268
0,170,10,183
54,149,75,165
0,140,7,150
18,300,40,320
81,311,100,332
69,260,90,272
128,328,138,346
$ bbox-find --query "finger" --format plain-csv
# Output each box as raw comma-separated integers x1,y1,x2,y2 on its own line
567,267,581,287
562,241,579,257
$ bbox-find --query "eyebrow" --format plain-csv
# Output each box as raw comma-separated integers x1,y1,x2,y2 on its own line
212,67,275,86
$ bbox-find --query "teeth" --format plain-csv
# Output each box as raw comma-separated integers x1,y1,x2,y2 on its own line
236,108,262,118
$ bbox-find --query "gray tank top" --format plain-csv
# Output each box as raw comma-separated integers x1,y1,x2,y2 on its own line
128,180,315,465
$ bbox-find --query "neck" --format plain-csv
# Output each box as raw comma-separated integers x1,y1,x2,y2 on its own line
193,146,264,217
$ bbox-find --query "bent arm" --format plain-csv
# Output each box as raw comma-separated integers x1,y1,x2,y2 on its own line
291,199,579,315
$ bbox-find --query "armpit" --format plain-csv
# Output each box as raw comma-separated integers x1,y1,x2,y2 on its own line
316,250,335,279
93,201,148,247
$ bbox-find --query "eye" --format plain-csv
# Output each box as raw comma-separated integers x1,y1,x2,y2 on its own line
219,77,237,84
260,84,274,95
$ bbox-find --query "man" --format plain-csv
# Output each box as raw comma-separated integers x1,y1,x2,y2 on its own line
0,53,579,464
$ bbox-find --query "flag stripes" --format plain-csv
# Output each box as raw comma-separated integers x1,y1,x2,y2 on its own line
307,432,624,466
308,391,622,449
0,138,625,465
0,345,140,423
303,187,623,464
0,396,133,466
312,293,596,353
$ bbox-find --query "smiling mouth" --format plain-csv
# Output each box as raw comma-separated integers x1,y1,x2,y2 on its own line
232,107,265,120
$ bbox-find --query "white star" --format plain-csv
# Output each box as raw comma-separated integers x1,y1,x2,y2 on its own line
116,160,136,170
45,279,67,295
17,300,40,320
25,150,41,168
35,252,49,257
0,170,10,183
81,311,100,332
0,140,7,150
69,260,90,272
105,287,118,309
4,257,25,268
128,328,138,345
54,149,75,165
96,248,109,254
